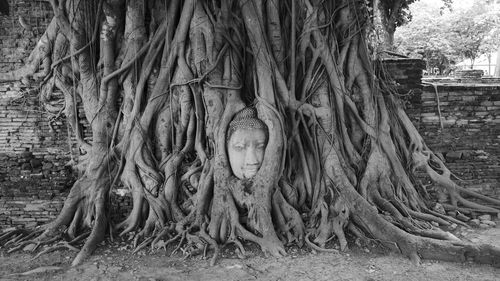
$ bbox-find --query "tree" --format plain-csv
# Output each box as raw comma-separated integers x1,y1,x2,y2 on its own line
483,1,500,76
394,5,458,74
375,0,418,51
495,46,500,76
1,0,500,267
396,0,500,72
374,0,454,51
445,1,500,68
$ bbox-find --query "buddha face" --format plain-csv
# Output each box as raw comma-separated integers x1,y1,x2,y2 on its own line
227,128,267,180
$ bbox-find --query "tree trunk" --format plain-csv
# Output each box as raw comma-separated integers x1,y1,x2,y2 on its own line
1,0,500,268
495,46,500,77
379,19,396,51
373,0,399,52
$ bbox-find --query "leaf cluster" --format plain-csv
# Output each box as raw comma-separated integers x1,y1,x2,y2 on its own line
395,0,500,70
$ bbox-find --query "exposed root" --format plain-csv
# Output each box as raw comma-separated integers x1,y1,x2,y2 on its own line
3,231,28,247
305,233,339,253
133,237,154,254
0,229,20,243
414,238,500,267
6,266,63,277
5,230,44,253
151,224,175,250
199,223,220,266
423,209,468,227
412,149,500,214
31,241,80,261
272,188,305,246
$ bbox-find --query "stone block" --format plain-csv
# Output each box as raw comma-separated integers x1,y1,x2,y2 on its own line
29,158,42,168
478,214,491,221
446,151,462,160
481,220,496,227
469,219,481,227
462,96,476,102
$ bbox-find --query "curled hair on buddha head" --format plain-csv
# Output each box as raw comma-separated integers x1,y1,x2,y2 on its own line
226,107,268,142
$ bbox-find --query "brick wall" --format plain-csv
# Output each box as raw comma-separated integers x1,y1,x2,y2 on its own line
0,0,53,73
381,58,426,96
382,59,499,196
407,82,500,196
0,1,74,228
0,86,77,228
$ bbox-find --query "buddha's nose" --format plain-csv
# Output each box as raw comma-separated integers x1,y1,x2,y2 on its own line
246,148,259,165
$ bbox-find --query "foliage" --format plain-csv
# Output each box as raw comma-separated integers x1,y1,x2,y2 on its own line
394,0,455,72
445,1,500,67
378,0,418,28
374,0,455,49
396,0,500,71
373,0,419,49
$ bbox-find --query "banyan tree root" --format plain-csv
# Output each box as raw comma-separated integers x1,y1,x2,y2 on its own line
1,0,500,268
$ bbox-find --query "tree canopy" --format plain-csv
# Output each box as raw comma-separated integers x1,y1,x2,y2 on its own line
395,0,500,72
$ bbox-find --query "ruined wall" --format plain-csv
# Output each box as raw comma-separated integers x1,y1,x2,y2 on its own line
0,1,52,72
0,84,78,228
382,59,499,196
0,1,74,228
407,82,500,196
381,58,426,96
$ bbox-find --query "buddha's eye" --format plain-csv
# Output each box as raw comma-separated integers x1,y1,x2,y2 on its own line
233,145,245,151
256,143,265,150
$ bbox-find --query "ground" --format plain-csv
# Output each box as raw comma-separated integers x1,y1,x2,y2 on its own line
1,224,499,281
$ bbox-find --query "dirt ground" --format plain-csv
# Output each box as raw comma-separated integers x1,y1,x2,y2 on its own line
1,226,499,281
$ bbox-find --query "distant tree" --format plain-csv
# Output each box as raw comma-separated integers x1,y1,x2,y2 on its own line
495,47,500,76
488,0,500,76
396,0,499,73
375,0,454,51
479,23,500,75
445,1,500,68
394,1,457,73
375,0,418,50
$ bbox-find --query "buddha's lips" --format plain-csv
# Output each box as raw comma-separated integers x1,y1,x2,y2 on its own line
243,167,259,176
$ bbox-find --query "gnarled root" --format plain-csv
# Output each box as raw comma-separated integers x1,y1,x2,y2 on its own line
1,163,113,266
412,149,500,214
308,195,350,252
209,184,287,259
272,187,305,246
345,181,500,267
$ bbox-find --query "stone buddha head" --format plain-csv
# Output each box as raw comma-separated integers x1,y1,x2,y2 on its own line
226,107,268,180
